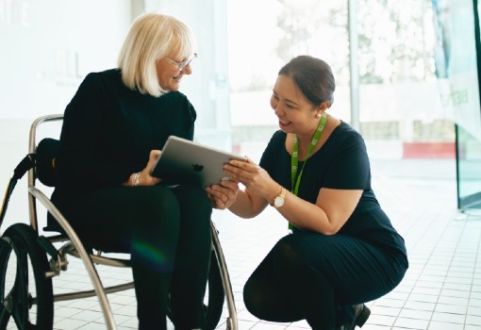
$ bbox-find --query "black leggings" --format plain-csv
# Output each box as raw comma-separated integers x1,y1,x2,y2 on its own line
73,184,212,330
243,230,408,330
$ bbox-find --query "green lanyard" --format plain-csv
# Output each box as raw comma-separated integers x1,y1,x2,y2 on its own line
289,113,327,229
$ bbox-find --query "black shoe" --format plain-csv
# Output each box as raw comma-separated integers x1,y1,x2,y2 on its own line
339,304,371,330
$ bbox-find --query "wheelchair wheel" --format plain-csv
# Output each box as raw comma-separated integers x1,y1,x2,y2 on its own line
0,235,13,329
0,223,53,330
166,249,225,330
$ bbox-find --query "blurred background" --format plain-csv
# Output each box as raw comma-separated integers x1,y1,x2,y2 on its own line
1,0,480,216
1,1,481,329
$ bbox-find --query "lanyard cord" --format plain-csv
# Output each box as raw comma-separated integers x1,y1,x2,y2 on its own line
289,113,327,229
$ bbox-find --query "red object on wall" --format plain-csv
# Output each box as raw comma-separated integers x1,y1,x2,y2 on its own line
402,142,455,159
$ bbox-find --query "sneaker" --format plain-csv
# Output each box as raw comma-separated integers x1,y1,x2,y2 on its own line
339,304,370,330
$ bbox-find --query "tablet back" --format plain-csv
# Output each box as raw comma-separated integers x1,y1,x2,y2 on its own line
152,136,243,187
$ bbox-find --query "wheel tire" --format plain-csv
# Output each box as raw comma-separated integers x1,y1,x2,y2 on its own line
1,223,53,330
166,249,225,330
0,235,14,329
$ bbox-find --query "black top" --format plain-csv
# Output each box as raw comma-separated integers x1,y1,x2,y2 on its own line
51,69,196,219
260,122,406,255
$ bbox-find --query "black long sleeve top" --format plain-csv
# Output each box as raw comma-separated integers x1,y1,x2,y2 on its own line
51,69,196,219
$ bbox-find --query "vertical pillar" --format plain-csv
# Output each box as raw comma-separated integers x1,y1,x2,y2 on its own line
348,0,360,131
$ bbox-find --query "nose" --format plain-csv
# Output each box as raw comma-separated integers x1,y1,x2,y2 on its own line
273,103,284,117
181,64,192,75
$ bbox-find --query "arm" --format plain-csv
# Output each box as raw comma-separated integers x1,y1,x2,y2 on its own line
228,187,269,218
224,132,369,234
224,159,362,234
58,73,131,188
272,187,362,234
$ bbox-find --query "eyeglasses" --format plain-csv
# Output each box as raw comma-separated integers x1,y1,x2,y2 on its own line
168,53,198,71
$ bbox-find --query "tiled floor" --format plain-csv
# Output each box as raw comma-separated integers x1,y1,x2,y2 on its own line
3,158,481,329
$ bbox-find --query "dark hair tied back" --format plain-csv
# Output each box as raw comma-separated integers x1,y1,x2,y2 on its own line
278,55,335,106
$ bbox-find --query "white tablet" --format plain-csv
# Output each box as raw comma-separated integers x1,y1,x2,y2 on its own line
151,135,245,187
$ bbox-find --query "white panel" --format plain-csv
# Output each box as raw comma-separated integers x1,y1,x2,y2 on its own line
0,0,132,119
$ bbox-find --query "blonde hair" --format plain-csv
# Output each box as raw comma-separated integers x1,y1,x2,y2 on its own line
118,13,195,97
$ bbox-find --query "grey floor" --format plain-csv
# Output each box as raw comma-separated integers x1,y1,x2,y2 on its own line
2,147,481,329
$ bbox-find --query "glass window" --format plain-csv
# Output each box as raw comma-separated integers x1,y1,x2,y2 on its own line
228,0,349,161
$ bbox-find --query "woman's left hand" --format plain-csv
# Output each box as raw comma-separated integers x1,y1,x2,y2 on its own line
223,159,278,201
206,179,240,209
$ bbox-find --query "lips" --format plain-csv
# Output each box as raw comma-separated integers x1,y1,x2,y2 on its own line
279,120,291,129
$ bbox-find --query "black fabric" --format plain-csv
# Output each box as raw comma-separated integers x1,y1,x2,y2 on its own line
48,69,209,329
259,122,406,254
244,231,408,329
51,69,196,206
74,184,212,330
252,122,409,328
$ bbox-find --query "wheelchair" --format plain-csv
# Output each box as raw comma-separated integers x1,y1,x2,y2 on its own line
0,114,238,330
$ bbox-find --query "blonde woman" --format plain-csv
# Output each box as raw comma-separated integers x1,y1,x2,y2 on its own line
50,13,210,330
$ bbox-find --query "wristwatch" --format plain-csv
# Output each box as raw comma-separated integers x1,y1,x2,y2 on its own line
272,186,286,208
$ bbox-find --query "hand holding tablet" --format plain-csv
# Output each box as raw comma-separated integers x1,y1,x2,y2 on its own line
151,135,245,187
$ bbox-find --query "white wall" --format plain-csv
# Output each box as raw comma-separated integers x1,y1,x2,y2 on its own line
0,0,132,230
0,0,132,120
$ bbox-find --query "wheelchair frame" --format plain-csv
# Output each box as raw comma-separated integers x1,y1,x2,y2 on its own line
20,114,238,329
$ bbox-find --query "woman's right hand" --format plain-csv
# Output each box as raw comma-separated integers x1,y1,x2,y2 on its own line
206,179,240,209
127,150,162,186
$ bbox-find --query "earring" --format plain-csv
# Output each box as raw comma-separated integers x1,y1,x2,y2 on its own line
315,112,321,118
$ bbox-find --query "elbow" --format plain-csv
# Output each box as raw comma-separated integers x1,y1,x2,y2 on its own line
228,208,257,219
237,213,255,219
322,227,340,236
319,218,343,236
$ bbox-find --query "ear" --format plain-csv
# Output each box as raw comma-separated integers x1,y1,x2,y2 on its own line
319,101,331,110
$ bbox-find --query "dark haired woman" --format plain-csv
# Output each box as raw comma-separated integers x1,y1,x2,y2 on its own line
208,55,408,329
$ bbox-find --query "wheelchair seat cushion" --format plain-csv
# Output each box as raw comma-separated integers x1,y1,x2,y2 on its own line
36,138,60,187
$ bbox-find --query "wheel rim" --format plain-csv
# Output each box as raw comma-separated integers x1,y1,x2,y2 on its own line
2,224,53,330
0,236,13,328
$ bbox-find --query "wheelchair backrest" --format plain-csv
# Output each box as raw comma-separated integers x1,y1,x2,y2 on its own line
35,138,60,187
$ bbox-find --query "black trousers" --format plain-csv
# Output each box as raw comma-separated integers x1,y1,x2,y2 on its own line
243,230,408,330
72,184,213,330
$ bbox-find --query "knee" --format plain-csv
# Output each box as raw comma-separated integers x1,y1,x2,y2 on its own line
176,184,212,218
271,236,302,265
243,277,265,318
135,186,180,226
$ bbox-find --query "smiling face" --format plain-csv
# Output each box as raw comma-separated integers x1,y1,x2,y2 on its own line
155,53,193,92
270,74,323,137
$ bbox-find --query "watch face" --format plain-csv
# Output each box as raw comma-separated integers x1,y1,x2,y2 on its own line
274,196,284,208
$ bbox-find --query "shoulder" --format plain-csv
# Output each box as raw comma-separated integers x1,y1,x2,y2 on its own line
262,130,286,152
162,91,197,122
83,68,119,82
161,90,190,104
264,130,286,154
77,69,120,93
269,130,286,145
162,91,194,111
332,121,365,148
